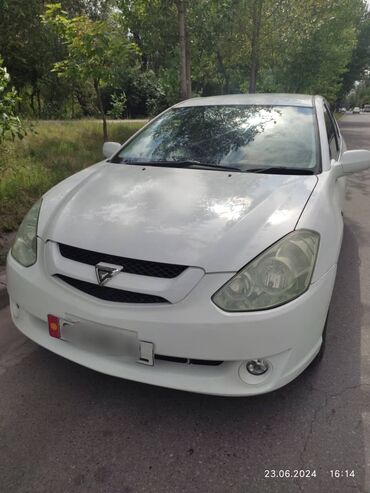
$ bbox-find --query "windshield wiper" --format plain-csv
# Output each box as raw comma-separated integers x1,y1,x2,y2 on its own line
117,158,314,175
120,159,242,172
245,166,315,175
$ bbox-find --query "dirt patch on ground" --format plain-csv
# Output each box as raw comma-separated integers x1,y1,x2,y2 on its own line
0,231,16,265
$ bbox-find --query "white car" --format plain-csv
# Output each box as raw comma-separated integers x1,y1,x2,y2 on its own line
353,106,361,114
7,94,370,396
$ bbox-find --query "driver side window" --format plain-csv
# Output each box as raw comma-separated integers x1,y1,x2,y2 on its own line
323,105,339,160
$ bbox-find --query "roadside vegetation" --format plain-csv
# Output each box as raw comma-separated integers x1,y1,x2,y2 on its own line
0,120,144,234
1,0,370,128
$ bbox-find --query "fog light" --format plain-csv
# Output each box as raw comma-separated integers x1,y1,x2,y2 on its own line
246,359,269,376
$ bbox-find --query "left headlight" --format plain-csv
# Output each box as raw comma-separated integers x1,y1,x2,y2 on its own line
11,199,42,267
212,229,320,312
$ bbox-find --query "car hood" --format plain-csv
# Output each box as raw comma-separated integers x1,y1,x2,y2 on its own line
39,162,317,272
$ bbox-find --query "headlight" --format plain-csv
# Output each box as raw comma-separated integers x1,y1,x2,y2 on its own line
11,199,42,267
212,230,320,312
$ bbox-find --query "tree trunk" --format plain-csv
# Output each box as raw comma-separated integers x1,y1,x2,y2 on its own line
94,79,108,141
36,87,41,118
71,89,75,119
217,51,229,93
30,90,35,115
185,18,192,97
249,0,263,93
176,0,191,100
132,31,148,70
75,88,90,116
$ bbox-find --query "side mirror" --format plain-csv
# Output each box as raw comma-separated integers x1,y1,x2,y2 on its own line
334,149,370,177
102,141,121,159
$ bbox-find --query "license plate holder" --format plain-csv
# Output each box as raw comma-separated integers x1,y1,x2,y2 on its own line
60,315,138,359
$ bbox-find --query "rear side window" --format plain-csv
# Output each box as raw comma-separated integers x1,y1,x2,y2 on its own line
323,105,339,160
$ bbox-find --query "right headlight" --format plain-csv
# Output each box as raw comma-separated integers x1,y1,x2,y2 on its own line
212,229,320,312
11,199,42,267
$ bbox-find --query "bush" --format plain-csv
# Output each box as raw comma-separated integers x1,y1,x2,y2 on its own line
0,58,26,142
108,92,127,119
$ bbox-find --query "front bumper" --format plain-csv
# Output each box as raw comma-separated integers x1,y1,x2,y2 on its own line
6,251,336,396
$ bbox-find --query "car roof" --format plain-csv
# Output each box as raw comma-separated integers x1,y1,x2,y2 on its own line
175,93,315,108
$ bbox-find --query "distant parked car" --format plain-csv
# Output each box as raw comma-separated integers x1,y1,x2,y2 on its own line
7,93,370,396
353,106,361,114
339,107,347,113
363,104,370,112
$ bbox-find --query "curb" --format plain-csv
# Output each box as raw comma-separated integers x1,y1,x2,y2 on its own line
0,268,9,309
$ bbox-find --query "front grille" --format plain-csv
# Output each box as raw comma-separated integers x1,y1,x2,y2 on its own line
55,274,169,304
155,355,223,366
59,243,187,279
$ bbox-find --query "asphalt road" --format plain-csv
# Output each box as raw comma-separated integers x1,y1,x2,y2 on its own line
1,113,370,493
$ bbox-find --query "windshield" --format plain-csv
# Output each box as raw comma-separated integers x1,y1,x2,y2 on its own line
115,105,318,172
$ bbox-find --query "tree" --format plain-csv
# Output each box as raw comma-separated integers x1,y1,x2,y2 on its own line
0,0,367,118
189,0,244,95
338,8,370,102
0,58,26,142
0,0,58,117
254,0,365,101
118,0,192,101
42,3,139,140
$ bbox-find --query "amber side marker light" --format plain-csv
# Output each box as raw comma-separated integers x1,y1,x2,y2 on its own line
48,314,61,339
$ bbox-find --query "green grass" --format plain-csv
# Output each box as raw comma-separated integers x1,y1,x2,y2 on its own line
0,120,145,233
